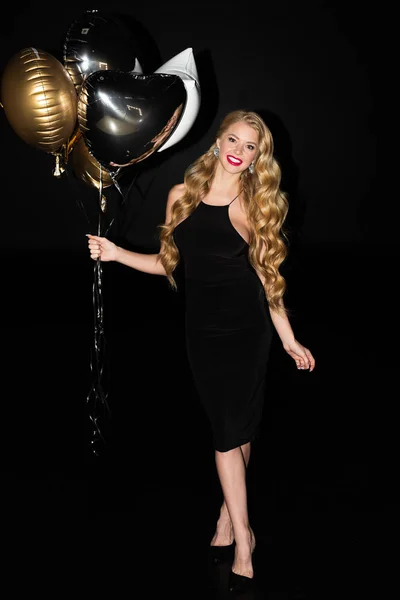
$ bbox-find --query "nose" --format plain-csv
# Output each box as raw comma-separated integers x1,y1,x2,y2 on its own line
234,142,245,155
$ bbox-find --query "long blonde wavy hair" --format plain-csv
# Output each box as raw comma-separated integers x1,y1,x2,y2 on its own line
158,109,289,312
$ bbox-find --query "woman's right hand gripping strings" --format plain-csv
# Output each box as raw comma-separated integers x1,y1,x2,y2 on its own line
86,234,118,262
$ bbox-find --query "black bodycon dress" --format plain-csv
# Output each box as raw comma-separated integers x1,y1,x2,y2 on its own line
173,195,273,452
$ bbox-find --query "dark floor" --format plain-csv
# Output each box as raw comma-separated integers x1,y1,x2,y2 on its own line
2,244,397,597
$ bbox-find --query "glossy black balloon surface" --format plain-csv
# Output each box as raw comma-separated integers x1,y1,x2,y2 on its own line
78,70,186,168
64,9,140,92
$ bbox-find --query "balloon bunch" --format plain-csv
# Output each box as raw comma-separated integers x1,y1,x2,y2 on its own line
1,8,201,194
0,8,201,458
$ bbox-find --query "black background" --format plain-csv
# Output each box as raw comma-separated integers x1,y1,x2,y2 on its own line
1,0,395,544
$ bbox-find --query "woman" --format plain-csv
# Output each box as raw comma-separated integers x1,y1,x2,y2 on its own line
87,109,315,591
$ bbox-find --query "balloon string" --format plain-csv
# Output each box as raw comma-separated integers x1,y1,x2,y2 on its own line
86,166,143,457
63,168,92,226
61,162,141,456
86,173,111,457
62,162,140,235
86,254,111,455
102,169,137,237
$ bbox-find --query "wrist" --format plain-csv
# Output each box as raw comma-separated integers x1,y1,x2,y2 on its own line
114,245,122,263
281,335,295,349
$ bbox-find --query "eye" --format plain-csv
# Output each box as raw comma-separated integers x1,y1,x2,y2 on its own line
228,136,236,143
247,144,255,151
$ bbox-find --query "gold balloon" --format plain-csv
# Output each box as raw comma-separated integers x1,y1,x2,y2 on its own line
1,47,77,154
59,123,82,167
71,136,119,189
65,121,82,157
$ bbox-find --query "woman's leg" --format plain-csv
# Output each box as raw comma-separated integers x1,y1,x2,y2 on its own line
210,442,251,546
214,443,255,578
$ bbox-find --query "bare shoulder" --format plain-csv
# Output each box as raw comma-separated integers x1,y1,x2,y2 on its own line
165,183,185,222
166,183,185,212
167,183,185,205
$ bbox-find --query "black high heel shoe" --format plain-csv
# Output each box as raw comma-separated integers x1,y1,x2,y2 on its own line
228,570,254,593
209,542,235,565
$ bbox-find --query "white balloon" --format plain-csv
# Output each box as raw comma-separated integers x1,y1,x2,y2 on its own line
154,47,200,152
132,58,143,74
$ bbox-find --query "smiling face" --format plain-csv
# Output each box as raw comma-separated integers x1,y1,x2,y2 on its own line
216,121,259,174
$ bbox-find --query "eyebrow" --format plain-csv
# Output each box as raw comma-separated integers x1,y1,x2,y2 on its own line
227,132,258,146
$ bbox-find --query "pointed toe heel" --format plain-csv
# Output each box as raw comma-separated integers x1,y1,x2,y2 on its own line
229,570,254,593
209,542,235,565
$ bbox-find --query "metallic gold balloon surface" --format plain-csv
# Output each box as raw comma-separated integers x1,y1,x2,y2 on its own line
66,124,82,156
71,136,119,189
1,47,77,154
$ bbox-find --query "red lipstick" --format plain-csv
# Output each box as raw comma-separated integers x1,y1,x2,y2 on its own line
226,155,242,166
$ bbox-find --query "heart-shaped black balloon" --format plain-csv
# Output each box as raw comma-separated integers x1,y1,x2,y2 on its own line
77,70,186,169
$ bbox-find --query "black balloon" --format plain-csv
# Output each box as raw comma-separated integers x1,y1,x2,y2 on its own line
77,70,186,169
63,9,141,93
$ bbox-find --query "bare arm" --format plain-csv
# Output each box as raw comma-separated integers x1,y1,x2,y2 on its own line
86,233,166,275
269,305,295,345
117,245,165,275
254,241,316,371
269,303,315,371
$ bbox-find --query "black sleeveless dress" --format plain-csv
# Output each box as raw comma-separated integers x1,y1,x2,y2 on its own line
173,195,273,452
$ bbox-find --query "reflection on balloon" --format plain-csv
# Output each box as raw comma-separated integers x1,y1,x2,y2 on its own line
155,47,201,152
66,123,82,157
77,71,186,168
1,47,77,154
71,136,120,189
63,8,143,94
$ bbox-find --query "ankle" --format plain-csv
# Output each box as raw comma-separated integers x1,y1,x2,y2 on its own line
234,526,255,550
219,505,230,521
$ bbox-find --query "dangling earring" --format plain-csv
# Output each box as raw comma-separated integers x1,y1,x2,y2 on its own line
248,161,255,174
213,146,220,158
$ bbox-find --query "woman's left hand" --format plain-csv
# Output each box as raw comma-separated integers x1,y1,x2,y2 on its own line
283,339,315,371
